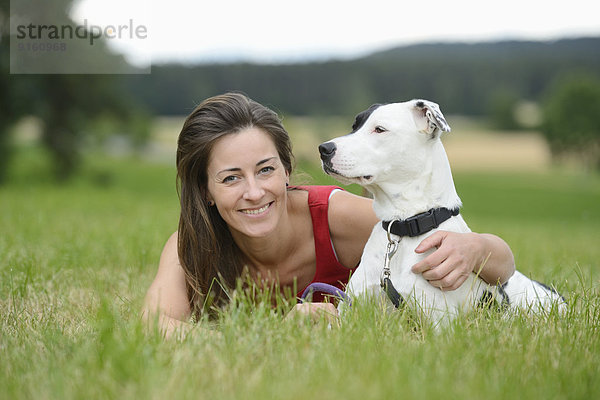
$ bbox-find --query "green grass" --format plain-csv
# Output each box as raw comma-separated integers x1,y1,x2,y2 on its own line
1,146,600,399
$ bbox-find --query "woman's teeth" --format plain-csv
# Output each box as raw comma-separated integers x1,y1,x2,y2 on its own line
242,204,269,215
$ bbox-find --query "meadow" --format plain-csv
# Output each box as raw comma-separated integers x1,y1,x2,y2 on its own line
1,118,600,399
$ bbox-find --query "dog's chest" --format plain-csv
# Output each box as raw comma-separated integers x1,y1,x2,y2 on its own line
347,216,471,296
347,226,430,295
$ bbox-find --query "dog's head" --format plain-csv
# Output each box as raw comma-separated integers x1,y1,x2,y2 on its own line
318,99,451,188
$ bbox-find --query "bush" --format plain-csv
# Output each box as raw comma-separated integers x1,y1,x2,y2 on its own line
542,74,600,170
488,90,520,130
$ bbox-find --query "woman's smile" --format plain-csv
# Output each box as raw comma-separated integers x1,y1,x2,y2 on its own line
239,201,273,216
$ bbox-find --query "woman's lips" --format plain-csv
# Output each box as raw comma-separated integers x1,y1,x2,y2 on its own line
240,202,272,215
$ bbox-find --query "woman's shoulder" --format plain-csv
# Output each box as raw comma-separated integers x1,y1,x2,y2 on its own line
163,230,178,251
328,190,378,238
328,189,372,215
326,190,378,268
159,231,180,271
289,185,373,218
290,185,342,201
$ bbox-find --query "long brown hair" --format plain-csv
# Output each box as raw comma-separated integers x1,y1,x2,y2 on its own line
176,92,294,317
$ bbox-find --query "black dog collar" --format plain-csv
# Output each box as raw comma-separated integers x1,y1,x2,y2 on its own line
382,207,460,238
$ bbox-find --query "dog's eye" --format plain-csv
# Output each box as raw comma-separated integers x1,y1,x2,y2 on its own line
373,126,387,134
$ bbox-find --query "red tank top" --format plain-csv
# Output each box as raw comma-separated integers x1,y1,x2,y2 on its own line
294,185,354,301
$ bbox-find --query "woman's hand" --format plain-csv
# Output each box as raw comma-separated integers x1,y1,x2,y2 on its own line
411,231,515,291
286,302,339,324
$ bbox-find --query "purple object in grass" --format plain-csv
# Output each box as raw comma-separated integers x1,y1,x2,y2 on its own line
300,282,352,306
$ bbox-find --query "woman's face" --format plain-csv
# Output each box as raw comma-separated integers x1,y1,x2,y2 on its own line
206,127,289,238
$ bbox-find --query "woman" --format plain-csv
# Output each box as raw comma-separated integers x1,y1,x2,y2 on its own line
143,92,515,336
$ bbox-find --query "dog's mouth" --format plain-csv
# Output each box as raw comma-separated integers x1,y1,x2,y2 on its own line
323,163,375,185
359,175,375,184
343,175,375,185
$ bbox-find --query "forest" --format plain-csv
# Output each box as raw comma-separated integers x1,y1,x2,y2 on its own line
124,37,600,117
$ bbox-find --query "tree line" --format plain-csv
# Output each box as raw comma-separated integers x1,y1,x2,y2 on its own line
124,38,600,117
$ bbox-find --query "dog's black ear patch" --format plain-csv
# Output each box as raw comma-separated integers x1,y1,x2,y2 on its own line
415,101,425,108
351,103,384,133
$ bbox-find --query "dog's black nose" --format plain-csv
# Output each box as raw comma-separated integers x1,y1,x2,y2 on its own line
318,142,337,161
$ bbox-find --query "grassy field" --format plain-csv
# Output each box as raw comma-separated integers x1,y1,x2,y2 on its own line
1,131,600,399
149,114,555,172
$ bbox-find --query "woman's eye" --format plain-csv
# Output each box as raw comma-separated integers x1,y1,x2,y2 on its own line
222,175,238,183
374,126,386,134
259,166,275,174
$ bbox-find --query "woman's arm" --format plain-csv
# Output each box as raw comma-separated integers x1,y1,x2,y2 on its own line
327,190,515,290
142,231,192,338
411,231,516,291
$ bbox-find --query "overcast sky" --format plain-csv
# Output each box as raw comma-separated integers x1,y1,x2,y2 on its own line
71,0,600,67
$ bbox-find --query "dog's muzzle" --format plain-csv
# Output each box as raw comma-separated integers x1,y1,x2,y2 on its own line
318,141,336,162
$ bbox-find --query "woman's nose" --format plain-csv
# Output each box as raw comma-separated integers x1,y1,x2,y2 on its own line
243,177,265,201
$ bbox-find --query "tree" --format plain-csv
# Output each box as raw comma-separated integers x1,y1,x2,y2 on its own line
31,75,149,180
487,89,520,130
0,0,17,182
0,0,149,182
542,74,600,170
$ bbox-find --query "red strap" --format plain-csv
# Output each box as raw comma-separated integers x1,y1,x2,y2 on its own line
294,186,353,300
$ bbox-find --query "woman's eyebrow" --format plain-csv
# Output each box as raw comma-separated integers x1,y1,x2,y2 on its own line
257,157,277,166
216,157,277,175
216,167,241,175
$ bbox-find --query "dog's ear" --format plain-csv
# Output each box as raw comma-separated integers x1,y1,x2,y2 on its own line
412,100,451,138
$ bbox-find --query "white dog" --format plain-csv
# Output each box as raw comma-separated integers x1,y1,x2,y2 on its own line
319,99,565,325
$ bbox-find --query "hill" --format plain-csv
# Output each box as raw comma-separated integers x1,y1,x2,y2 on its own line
125,37,600,117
